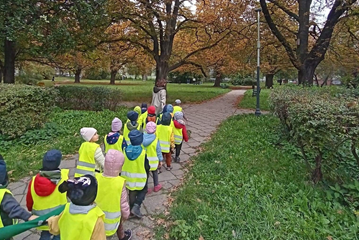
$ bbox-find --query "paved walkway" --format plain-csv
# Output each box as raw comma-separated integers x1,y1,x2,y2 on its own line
9,90,251,240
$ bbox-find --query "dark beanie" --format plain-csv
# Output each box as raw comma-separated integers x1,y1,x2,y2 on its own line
42,150,62,171
0,156,8,186
129,130,143,146
161,112,172,126
127,111,138,126
59,174,97,206
141,103,147,114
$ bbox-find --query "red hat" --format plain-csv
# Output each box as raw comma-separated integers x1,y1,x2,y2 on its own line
148,106,156,114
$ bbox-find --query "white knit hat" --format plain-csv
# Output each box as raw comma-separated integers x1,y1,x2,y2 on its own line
175,99,181,104
80,127,97,142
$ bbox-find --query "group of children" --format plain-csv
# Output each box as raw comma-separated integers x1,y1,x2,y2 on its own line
0,99,188,240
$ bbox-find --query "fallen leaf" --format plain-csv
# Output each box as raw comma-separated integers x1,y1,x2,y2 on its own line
199,235,204,240
327,236,333,240
232,230,236,237
7,170,14,175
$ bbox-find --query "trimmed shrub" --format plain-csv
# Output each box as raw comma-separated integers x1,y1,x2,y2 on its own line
230,77,255,86
0,85,58,137
56,86,122,111
270,86,359,183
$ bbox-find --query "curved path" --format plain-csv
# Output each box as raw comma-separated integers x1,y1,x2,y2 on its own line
10,90,251,240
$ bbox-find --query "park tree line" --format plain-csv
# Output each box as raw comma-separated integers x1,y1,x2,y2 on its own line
0,0,358,86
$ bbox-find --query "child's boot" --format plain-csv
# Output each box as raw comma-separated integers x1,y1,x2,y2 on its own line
131,204,143,218
175,156,180,163
154,183,162,192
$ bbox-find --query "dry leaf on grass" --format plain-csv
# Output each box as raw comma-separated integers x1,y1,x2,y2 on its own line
7,170,14,175
199,235,205,240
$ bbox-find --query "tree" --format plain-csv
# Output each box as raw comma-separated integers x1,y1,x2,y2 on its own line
111,0,248,82
259,0,358,85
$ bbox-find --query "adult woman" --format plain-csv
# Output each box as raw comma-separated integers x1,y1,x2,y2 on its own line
151,79,167,116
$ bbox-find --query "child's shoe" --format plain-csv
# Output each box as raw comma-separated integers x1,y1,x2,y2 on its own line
165,166,173,171
120,229,132,240
131,204,143,218
147,188,153,194
154,184,162,192
175,157,180,163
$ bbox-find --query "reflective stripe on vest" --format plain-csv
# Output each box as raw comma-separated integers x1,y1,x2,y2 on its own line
104,134,124,154
58,203,104,240
157,125,173,153
95,174,124,236
0,189,14,228
75,142,99,177
121,148,147,190
173,106,182,114
173,127,183,145
31,169,69,230
145,138,159,171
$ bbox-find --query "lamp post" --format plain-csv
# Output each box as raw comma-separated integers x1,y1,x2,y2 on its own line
255,8,261,116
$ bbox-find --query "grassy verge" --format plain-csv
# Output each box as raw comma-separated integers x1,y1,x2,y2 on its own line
159,115,358,239
0,108,128,180
238,89,271,111
42,79,230,104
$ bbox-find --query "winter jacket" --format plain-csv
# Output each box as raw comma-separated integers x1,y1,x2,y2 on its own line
1,192,31,227
26,171,63,211
151,86,166,116
143,133,163,162
124,145,150,173
106,132,127,151
101,150,130,220
173,120,189,142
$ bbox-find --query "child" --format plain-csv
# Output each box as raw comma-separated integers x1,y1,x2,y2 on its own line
75,127,105,177
174,99,188,121
95,149,132,240
123,111,140,145
143,122,163,193
140,103,148,128
26,150,69,240
157,104,174,126
157,113,175,170
121,130,150,218
141,103,148,114
0,155,37,234
173,112,189,163
104,117,127,154
47,175,106,240
143,105,157,128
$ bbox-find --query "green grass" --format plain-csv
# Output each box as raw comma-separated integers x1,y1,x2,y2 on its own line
159,115,359,240
0,108,129,180
42,78,230,104
238,89,271,111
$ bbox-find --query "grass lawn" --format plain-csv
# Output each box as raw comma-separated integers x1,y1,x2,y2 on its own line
0,108,129,180
41,78,230,104
238,88,271,111
159,115,358,239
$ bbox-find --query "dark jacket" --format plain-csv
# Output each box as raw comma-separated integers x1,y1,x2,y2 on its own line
1,192,31,227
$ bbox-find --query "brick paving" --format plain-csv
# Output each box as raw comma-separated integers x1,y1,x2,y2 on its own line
9,90,249,240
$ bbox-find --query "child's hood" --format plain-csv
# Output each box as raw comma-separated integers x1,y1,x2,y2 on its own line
125,145,143,160
106,132,120,145
33,174,57,196
126,121,139,131
143,133,156,147
174,120,185,129
103,149,124,177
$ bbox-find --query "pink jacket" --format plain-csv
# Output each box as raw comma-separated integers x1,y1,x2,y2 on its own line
103,149,130,220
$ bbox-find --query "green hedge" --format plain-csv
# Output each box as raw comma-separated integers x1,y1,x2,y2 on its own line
56,86,122,111
270,86,359,183
0,85,58,137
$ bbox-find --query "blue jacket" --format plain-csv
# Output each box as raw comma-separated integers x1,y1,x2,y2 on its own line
143,133,163,162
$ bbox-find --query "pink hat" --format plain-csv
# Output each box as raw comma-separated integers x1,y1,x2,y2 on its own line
111,117,122,132
80,127,97,142
103,149,124,177
146,122,156,134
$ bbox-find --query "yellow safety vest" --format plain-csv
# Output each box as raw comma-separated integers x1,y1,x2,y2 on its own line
123,122,141,145
121,148,147,190
31,169,69,230
58,203,105,240
104,134,124,154
145,137,159,171
95,174,125,236
157,125,172,153
141,111,148,129
0,188,15,228
173,106,182,114
75,142,100,177
173,126,183,145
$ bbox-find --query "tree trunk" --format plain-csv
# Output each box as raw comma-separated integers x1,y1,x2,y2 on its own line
155,60,169,82
142,74,147,81
74,68,82,83
110,69,117,85
213,72,222,87
312,152,323,183
265,74,274,88
4,39,16,84
298,60,317,86
0,60,3,83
